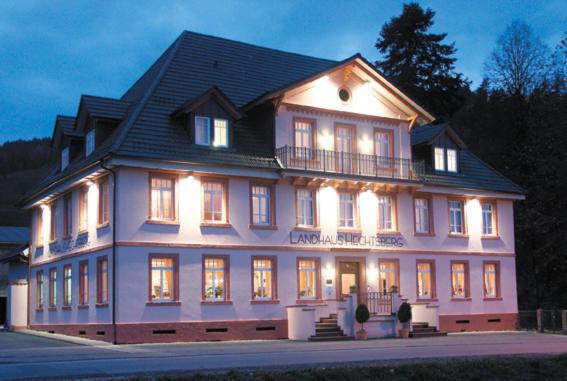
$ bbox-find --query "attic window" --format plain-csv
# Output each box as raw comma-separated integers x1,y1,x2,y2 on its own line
61,147,69,171
338,87,351,103
86,130,95,156
447,149,458,172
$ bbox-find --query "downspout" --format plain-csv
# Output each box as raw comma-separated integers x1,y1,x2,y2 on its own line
100,158,117,344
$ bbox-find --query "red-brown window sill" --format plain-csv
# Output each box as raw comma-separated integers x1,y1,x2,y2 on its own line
376,231,401,236
35,308,44,312
337,229,362,234
483,297,503,301
414,232,435,237
95,303,109,308
249,224,278,230
146,301,181,306
36,244,44,249
78,229,88,236
146,219,180,226
293,226,321,232
200,300,233,305
200,222,232,228
78,304,89,309
97,222,110,229
295,299,324,304
48,307,57,311
448,234,469,239
250,299,280,304
49,239,58,245
481,236,501,240
62,306,72,310
416,298,438,303
450,297,472,302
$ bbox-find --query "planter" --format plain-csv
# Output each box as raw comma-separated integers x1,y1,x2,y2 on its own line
398,328,410,338
356,329,368,340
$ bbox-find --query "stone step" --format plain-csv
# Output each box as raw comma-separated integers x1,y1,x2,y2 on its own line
316,326,342,333
410,331,448,338
316,322,339,328
412,326,437,333
314,330,345,337
329,313,337,319
319,318,338,324
412,322,429,328
308,335,353,342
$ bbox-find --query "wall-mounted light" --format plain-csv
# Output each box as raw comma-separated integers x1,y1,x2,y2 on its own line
86,180,94,187
320,130,333,150
323,263,335,280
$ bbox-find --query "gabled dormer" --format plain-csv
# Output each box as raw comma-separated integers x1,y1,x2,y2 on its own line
411,122,466,175
51,115,83,172
171,87,242,149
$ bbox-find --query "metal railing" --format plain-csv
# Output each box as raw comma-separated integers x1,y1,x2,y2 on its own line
276,146,425,181
360,292,393,316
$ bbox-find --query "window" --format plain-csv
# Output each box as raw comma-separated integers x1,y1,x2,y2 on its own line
202,179,227,223
150,255,178,302
86,129,95,156
451,261,469,298
294,118,314,159
375,129,393,168
297,258,319,300
251,184,274,226
377,195,394,232
97,257,108,304
434,147,445,171
338,87,351,103
79,261,88,305
448,200,465,235
213,119,229,147
61,147,69,171
414,197,431,234
338,192,356,229
63,194,72,238
195,116,211,146
49,268,57,307
252,257,276,301
447,149,458,172
98,177,109,226
36,271,44,309
482,202,497,236
417,261,435,299
379,260,399,293
296,188,316,227
50,202,57,242
483,262,500,298
79,187,88,232
36,208,43,246
203,256,228,301
150,175,176,221
63,265,72,307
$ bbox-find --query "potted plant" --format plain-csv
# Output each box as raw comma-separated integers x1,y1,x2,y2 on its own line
349,285,357,293
397,302,412,338
355,304,370,340
389,285,399,294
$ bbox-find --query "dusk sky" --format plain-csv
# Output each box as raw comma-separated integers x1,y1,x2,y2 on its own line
0,0,565,143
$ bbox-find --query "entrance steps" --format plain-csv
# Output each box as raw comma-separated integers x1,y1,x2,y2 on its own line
308,314,353,341
410,322,447,338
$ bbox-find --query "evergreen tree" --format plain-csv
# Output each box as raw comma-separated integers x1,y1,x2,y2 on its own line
375,2,469,118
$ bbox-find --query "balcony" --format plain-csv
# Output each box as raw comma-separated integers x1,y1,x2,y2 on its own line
275,146,424,182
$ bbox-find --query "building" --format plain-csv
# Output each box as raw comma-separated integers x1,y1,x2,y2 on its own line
0,226,29,327
20,31,524,344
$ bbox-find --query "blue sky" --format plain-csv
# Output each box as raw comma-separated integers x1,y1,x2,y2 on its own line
0,0,565,143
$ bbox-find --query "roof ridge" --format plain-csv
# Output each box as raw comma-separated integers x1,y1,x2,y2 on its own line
182,30,338,64
81,94,129,102
109,32,187,153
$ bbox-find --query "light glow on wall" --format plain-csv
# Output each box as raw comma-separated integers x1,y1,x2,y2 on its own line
359,135,373,154
179,174,201,224
320,130,333,150
466,198,482,236
323,263,335,280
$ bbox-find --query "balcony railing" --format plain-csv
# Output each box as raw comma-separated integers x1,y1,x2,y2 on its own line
276,146,424,181
360,291,393,316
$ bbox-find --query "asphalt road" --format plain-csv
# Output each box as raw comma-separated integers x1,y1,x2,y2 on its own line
0,331,566,380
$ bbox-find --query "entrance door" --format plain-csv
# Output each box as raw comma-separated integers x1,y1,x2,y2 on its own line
335,125,355,174
339,262,359,298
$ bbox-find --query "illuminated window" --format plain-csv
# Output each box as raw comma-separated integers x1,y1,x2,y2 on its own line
482,202,496,236
49,268,57,307
294,119,314,159
203,257,227,301
63,194,72,238
484,262,499,298
298,259,319,300
377,195,394,231
150,175,175,221
379,261,399,293
338,192,356,229
50,202,57,242
252,258,274,300
150,256,176,302
85,130,95,156
63,265,72,306
447,149,458,172
61,147,69,171
36,271,44,309
417,261,434,299
79,261,88,305
213,118,229,147
434,147,445,171
375,130,392,168
79,187,88,232
97,257,108,304
296,188,315,227
202,180,227,223
36,208,43,246
414,198,430,234
98,177,109,225
251,184,273,226
195,116,210,146
448,200,464,234
451,262,468,298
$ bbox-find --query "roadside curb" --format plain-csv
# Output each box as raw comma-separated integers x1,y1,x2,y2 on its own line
16,329,113,346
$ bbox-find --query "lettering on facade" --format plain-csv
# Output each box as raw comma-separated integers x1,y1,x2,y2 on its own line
289,232,404,248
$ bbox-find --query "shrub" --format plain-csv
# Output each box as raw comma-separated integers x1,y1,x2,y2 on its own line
356,304,370,329
397,302,412,324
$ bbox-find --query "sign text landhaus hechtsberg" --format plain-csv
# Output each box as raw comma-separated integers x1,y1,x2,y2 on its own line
289,231,404,248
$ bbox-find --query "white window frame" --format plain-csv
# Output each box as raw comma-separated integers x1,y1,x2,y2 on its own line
251,185,272,226
61,147,69,171
294,119,313,159
379,261,398,292
417,262,432,298
377,195,393,231
202,181,225,223
298,260,317,300
451,263,466,298
63,265,72,306
414,198,430,234
448,200,464,234
482,203,494,236
195,116,211,146
338,192,356,229
213,118,229,147
151,258,175,302
375,131,391,168
447,148,458,172
296,189,315,227
484,263,498,298
204,258,225,301
150,175,175,221
85,130,95,156
434,147,445,171
252,259,273,301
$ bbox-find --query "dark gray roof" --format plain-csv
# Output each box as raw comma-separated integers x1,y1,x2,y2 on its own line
411,122,447,145
57,115,76,135
80,95,131,120
0,226,29,245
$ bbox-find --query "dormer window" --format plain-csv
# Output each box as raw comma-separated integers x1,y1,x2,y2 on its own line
434,147,445,171
195,116,211,146
61,147,69,171
447,149,458,172
434,146,458,173
86,129,95,156
195,116,230,148
213,119,228,147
